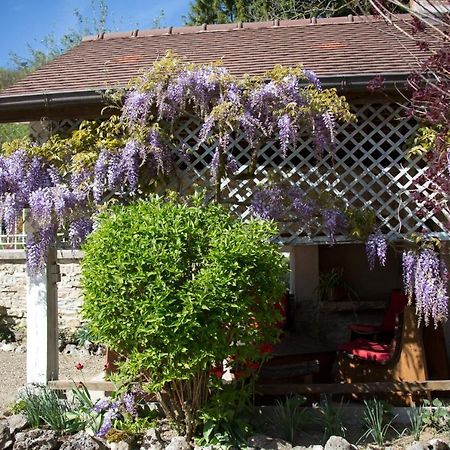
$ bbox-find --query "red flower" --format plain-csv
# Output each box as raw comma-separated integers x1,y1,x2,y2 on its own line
259,343,273,354
210,366,225,379
75,362,84,371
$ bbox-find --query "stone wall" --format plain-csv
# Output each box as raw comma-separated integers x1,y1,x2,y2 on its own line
0,250,84,332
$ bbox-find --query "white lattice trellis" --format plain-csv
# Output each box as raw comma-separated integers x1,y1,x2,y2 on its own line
174,102,441,244
2,103,441,248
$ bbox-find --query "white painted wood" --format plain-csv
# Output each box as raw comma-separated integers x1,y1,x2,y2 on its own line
26,246,59,384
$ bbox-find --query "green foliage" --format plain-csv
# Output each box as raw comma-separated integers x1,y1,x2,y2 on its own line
408,405,424,441
359,399,397,446
185,0,409,24
0,123,29,147
19,385,73,432
18,383,102,434
407,127,450,159
314,400,346,443
197,384,253,448
81,194,286,437
420,398,450,431
271,395,311,444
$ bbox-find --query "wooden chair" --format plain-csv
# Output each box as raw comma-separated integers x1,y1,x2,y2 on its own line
336,306,427,405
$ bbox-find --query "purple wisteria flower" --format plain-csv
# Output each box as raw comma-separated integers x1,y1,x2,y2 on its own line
123,392,138,417
365,230,388,270
322,208,347,242
251,187,285,220
402,249,449,326
122,90,153,124
278,114,293,156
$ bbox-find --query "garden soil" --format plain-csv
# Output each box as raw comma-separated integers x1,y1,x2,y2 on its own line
0,351,104,413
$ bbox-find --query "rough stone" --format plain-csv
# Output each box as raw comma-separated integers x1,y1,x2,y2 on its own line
324,436,357,450
0,420,13,449
14,345,26,354
64,344,78,355
407,443,426,450
59,431,109,450
165,436,190,450
1,342,18,352
140,428,164,450
293,447,323,450
247,434,293,450
7,414,28,434
109,441,134,450
427,440,450,450
13,429,58,450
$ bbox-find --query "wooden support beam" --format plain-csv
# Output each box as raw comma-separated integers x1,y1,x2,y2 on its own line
48,380,116,391
26,243,59,384
257,380,450,396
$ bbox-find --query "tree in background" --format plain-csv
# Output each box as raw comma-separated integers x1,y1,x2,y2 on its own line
0,0,109,145
185,0,409,24
186,0,358,24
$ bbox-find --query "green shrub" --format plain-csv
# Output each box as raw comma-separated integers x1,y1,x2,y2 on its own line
81,194,287,438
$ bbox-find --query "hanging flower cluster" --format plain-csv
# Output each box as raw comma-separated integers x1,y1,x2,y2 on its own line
250,182,382,252
402,249,449,326
365,230,388,270
0,150,92,273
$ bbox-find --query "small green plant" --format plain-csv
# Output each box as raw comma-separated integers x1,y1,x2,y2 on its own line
18,383,102,434
408,405,424,441
314,399,346,443
421,398,450,431
19,385,73,432
196,384,253,449
71,322,95,347
315,268,358,302
359,399,397,446
271,396,311,444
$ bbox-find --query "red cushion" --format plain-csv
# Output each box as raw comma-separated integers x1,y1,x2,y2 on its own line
339,338,392,362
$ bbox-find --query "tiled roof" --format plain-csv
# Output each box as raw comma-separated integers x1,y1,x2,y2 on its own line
0,14,426,98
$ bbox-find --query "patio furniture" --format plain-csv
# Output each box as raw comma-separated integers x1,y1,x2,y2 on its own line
349,289,408,342
336,305,427,404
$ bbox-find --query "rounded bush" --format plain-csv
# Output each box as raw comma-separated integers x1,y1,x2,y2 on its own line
81,195,286,434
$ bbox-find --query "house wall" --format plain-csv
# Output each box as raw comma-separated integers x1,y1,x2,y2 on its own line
0,250,83,334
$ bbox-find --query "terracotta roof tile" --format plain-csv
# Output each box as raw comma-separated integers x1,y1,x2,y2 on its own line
0,14,428,98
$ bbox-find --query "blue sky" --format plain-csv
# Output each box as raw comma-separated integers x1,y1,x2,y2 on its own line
0,0,191,68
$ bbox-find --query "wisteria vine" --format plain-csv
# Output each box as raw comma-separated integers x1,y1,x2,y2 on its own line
0,52,447,325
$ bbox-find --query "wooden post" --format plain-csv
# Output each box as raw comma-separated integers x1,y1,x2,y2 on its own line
26,245,60,384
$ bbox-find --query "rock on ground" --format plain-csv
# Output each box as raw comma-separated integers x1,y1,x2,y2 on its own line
0,420,13,449
248,434,293,450
7,414,28,434
165,436,190,450
59,431,109,450
13,429,58,450
324,436,357,450
140,428,164,450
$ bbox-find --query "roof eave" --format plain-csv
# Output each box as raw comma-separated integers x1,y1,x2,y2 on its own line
0,73,410,123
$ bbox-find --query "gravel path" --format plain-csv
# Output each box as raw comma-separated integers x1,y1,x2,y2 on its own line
0,351,105,413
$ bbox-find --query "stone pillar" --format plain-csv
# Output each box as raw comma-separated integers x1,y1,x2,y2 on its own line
26,246,60,384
